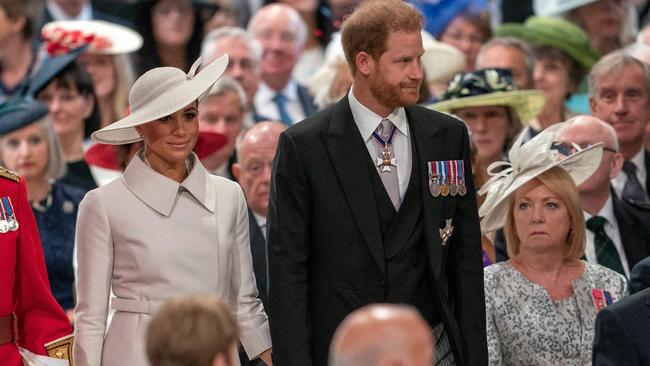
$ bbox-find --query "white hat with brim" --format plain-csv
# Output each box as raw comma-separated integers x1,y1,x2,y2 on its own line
430,90,545,125
42,20,143,55
533,0,597,16
421,33,466,84
92,55,228,145
478,121,603,233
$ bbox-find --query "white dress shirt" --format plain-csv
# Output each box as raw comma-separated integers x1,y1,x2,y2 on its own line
46,0,93,20
584,195,631,278
348,87,412,200
612,147,647,199
254,81,306,124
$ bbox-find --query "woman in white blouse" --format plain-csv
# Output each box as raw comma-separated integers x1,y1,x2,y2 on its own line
73,55,272,366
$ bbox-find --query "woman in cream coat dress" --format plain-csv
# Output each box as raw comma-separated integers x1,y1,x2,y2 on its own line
73,56,272,366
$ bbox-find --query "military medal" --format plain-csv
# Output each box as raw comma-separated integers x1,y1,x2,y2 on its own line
457,160,467,196
0,198,9,233
372,124,397,173
439,218,454,246
428,162,440,197
2,197,18,231
448,160,458,196
440,161,449,197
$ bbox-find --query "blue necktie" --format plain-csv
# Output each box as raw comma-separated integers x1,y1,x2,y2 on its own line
273,94,293,126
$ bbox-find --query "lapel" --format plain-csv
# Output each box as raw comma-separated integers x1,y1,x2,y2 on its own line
247,209,268,302
407,106,447,279
321,97,385,274
613,195,647,267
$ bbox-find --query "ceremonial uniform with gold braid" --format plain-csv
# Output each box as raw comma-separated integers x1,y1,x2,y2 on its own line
0,167,73,365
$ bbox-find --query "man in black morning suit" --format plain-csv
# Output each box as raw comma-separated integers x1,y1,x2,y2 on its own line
266,1,487,366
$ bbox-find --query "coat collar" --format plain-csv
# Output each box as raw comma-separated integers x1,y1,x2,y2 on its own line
122,151,216,216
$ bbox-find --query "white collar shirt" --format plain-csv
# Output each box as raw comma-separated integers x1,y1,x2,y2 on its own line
584,195,630,278
254,80,305,125
348,87,412,199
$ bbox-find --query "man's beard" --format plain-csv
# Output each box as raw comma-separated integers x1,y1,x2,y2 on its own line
368,74,420,109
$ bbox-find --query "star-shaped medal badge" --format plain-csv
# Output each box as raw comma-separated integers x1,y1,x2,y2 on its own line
376,146,397,172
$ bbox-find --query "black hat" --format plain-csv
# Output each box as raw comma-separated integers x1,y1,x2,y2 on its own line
0,98,49,135
22,45,88,98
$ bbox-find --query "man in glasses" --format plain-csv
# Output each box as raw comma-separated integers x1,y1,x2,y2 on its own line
557,115,650,278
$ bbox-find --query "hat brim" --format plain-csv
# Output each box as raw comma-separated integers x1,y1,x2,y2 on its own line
429,90,545,125
42,20,143,55
91,55,228,145
534,0,597,16
479,143,603,233
421,37,466,83
496,23,599,71
24,45,88,98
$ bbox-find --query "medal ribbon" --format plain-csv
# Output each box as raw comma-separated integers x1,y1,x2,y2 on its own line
2,197,14,218
457,160,464,182
0,198,7,221
371,124,397,147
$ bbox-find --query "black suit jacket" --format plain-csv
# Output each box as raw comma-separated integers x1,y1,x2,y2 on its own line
494,194,650,270
247,209,268,309
267,96,487,366
593,288,650,366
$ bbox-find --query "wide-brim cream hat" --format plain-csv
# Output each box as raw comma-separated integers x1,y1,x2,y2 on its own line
478,121,603,233
92,55,228,145
421,33,466,84
41,20,143,55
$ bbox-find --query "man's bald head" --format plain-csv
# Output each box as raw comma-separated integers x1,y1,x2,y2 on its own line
558,115,623,212
329,304,433,366
559,115,619,152
232,121,286,217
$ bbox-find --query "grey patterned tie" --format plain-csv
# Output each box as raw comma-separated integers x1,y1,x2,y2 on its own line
622,160,649,205
375,119,401,209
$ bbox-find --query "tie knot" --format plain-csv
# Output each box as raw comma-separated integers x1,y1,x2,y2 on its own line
377,119,394,137
623,160,637,175
586,215,607,232
273,94,287,104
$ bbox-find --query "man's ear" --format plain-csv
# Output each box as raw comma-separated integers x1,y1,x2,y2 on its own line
356,51,374,77
231,162,241,182
610,152,624,179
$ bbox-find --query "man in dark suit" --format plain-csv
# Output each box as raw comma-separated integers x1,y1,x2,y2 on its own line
266,1,487,365
592,287,650,366
589,51,650,207
232,121,286,366
247,3,318,126
556,116,650,277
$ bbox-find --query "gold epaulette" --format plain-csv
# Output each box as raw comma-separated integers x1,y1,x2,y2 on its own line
0,167,19,183
45,334,74,365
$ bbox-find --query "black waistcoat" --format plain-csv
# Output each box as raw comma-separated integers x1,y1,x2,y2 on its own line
366,135,440,325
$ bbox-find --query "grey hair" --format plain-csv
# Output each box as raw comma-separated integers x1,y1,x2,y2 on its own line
201,75,248,110
200,26,262,66
247,3,308,48
476,37,535,83
0,117,67,180
588,49,650,98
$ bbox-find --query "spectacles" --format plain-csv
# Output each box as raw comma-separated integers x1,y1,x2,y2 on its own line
551,142,617,156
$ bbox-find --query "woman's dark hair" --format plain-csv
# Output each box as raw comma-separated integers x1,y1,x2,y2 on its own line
532,44,584,100
134,0,204,76
0,0,35,40
36,62,101,139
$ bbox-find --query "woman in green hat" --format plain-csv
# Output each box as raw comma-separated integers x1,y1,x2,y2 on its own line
496,16,600,130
